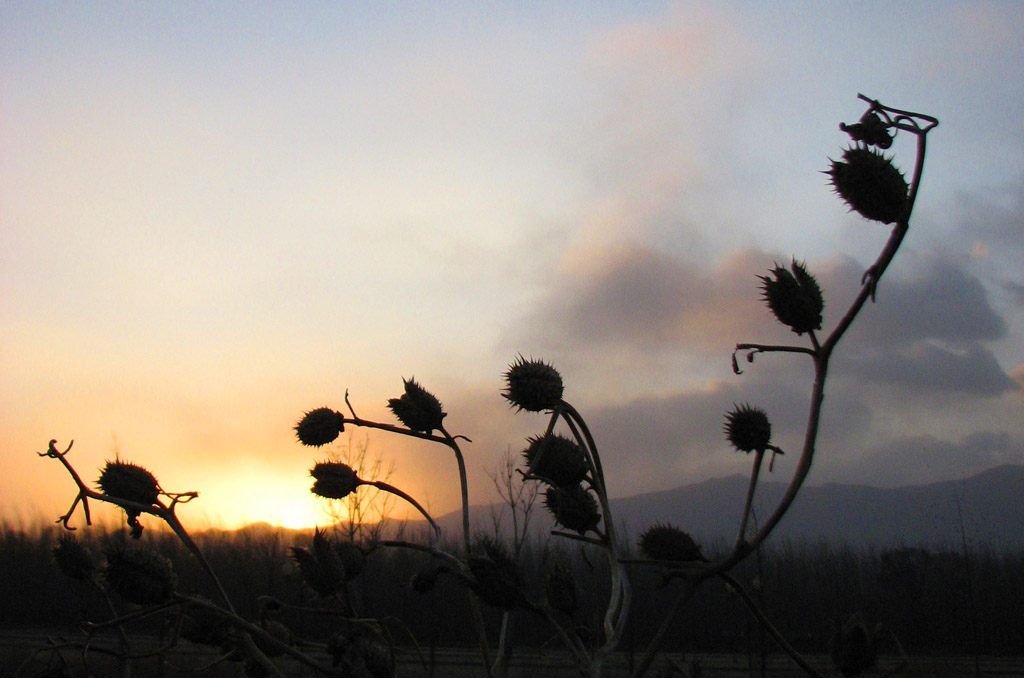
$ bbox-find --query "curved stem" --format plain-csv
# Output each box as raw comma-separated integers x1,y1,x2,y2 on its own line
367,480,440,543
440,426,472,554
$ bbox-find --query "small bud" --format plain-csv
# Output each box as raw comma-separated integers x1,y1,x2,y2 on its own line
387,378,446,433
639,523,703,562
522,433,589,487
295,408,345,447
97,460,160,507
502,355,564,412
724,404,772,454
543,484,601,535
53,534,96,581
759,259,823,335
104,544,176,605
310,462,360,500
827,146,908,224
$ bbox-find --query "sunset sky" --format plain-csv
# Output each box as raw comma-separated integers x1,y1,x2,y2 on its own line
2,2,1022,531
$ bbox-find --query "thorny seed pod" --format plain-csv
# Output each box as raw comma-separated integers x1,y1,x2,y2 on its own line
502,355,564,412
463,536,522,609
827,146,908,224
310,461,360,500
104,544,177,605
831,614,882,677
387,377,446,433
290,528,347,597
543,484,601,535
97,460,160,507
724,404,772,454
759,260,824,335
522,433,589,487
294,407,345,447
53,534,96,581
639,523,704,562
545,562,578,614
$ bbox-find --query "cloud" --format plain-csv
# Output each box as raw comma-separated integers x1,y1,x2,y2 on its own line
848,258,1006,346
517,242,798,356
841,342,1019,397
832,430,1024,488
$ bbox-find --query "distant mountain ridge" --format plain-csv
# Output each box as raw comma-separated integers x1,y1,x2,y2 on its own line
227,465,1024,550
428,464,1024,550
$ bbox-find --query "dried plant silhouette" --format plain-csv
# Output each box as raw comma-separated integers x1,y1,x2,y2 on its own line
35,94,937,678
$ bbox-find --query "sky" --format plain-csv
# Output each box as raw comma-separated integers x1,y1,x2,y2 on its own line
2,1,1023,531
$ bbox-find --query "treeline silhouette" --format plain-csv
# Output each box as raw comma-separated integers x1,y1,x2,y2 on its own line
3,519,1023,657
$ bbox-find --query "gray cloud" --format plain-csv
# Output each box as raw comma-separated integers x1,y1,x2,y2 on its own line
831,431,1024,488
847,257,1006,346
841,342,1019,397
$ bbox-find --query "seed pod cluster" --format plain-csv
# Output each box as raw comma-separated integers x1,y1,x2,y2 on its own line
52,534,96,581
522,433,588,487
290,528,362,597
294,408,345,447
544,484,601,535
827,146,908,224
387,378,446,433
502,356,564,412
759,260,823,335
310,461,360,499
463,537,522,609
104,544,177,605
724,404,773,454
639,523,703,562
97,460,160,507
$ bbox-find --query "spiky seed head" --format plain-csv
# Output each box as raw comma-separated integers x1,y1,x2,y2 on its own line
724,404,772,454
97,460,160,507
543,484,601,535
387,377,446,433
104,544,176,605
290,528,347,597
522,433,588,487
310,461,360,499
53,534,96,581
545,562,578,614
639,523,703,562
831,614,881,677
502,355,564,412
827,146,908,224
759,259,824,335
463,536,522,609
294,407,345,447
